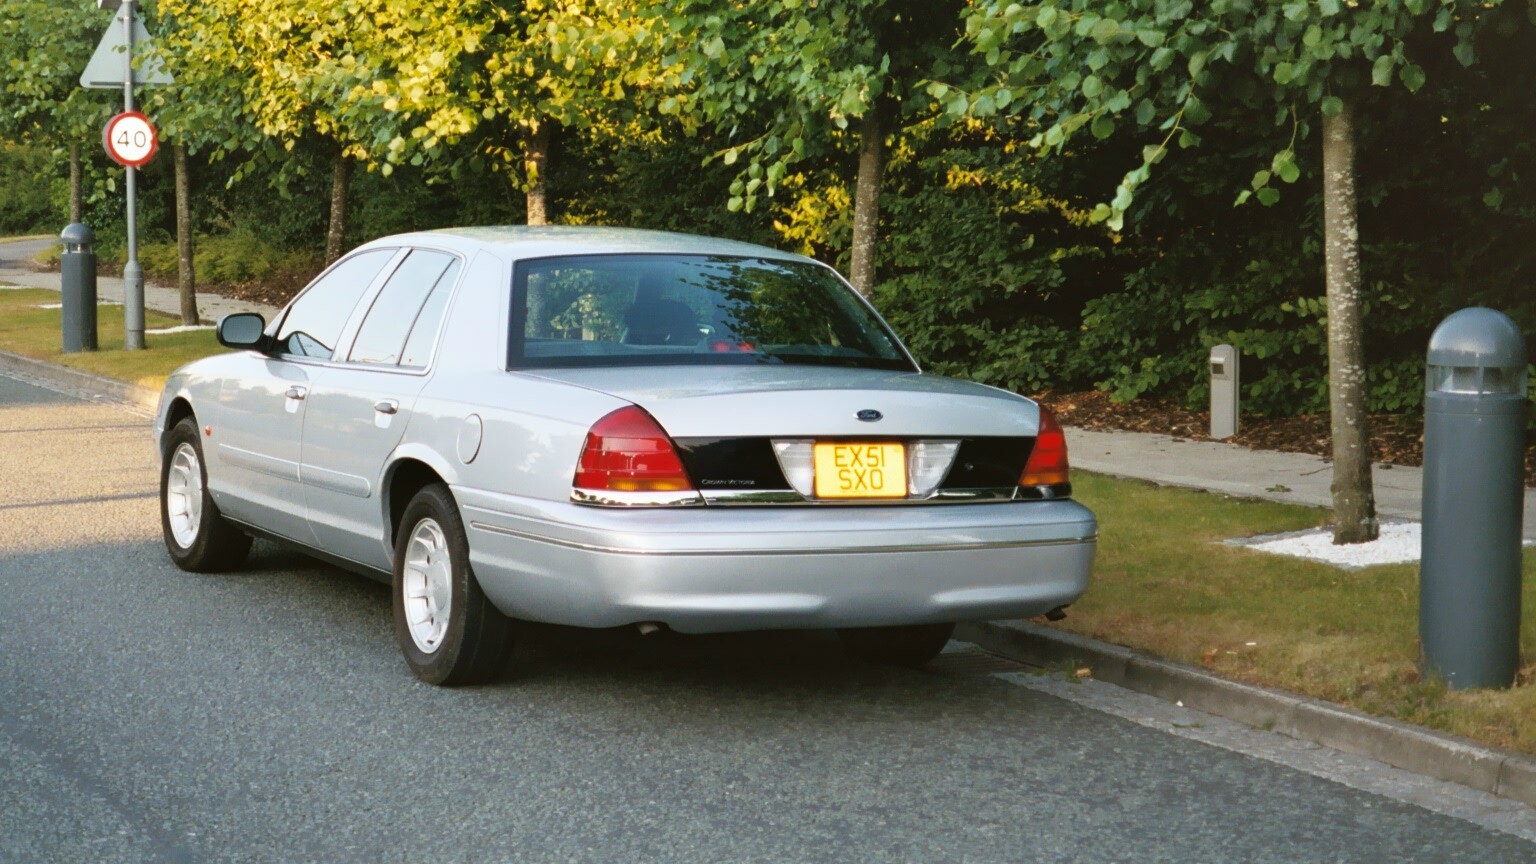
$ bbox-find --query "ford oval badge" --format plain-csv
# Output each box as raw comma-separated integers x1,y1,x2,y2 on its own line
856,409,883,422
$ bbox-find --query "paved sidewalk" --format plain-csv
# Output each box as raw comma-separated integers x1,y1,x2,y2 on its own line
1068,426,1536,540
0,235,282,322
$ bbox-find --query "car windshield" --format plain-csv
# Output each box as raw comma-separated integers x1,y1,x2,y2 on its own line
509,254,916,371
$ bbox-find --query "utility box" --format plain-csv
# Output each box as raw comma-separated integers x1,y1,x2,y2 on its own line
59,223,98,353
1210,344,1239,439
1420,307,1528,689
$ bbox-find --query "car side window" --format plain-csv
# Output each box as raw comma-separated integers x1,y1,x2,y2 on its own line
274,250,395,359
348,251,457,366
398,259,461,368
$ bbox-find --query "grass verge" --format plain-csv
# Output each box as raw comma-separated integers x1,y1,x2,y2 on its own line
1064,472,1536,755
0,287,224,389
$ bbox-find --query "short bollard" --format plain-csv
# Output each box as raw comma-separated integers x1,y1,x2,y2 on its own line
1209,344,1239,439
60,223,98,353
1420,307,1528,689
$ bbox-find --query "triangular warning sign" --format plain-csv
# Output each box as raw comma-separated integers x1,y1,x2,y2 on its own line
80,17,174,89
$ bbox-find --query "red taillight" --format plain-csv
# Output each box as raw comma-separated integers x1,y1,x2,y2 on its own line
574,406,694,493
1020,406,1070,487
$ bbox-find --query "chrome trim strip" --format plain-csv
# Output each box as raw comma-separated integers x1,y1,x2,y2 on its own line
698,487,1020,506
571,488,705,507
467,521,1098,557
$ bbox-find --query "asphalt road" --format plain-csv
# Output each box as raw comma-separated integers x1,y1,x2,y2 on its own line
2,373,1533,863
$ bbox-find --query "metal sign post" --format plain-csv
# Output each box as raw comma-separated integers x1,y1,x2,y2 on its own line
120,0,143,350
81,0,173,351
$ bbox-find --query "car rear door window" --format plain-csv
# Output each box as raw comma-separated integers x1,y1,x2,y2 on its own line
348,251,457,366
275,249,395,359
398,260,460,368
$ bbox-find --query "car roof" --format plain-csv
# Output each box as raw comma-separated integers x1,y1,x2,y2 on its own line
353,226,818,265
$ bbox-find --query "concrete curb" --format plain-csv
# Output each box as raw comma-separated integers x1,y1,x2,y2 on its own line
956,619,1536,809
0,348,160,414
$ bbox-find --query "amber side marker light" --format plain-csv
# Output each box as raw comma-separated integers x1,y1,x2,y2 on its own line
574,405,695,493
1019,406,1070,487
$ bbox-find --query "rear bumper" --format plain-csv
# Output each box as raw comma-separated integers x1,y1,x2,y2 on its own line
455,488,1097,633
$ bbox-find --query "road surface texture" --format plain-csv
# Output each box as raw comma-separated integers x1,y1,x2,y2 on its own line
1,371,1532,863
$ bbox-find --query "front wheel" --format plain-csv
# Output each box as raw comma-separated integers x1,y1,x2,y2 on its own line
160,417,251,572
392,483,514,685
837,623,955,667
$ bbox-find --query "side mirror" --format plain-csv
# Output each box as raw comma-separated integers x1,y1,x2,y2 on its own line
217,313,269,351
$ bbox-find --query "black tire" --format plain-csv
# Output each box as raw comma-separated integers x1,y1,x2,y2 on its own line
392,483,514,685
160,417,252,572
837,622,956,667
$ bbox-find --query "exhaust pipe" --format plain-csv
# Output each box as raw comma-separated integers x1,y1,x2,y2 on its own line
1044,606,1068,622
636,622,665,637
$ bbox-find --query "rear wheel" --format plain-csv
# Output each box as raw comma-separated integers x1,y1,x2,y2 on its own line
160,417,251,572
392,483,514,685
837,623,955,667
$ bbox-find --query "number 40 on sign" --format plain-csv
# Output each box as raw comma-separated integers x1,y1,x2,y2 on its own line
103,111,158,168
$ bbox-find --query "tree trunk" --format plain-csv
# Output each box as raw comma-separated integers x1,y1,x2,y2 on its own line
325,155,352,265
68,145,82,224
1321,97,1379,544
173,144,198,325
524,124,550,226
849,110,886,295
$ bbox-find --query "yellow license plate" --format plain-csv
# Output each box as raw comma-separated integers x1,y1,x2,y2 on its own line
813,442,907,499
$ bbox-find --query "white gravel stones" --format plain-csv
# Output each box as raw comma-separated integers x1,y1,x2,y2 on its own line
1231,519,1533,569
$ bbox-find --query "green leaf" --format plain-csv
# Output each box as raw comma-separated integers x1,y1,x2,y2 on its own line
1452,43,1474,67
1256,187,1281,206
1400,63,1426,92
1089,18,1120,44
1273,62,1294,85
1135,100,1156,126
722,147,739,166
1090,114,1115,140
1277,160,1300,184
1484,188,1503,209
1251,170,1272,190
1371,55,1394,87
1319,0,1341,14
1320,95,1343,117
1082,75,1103,99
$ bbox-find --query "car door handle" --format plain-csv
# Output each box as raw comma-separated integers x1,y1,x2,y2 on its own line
285,386,307,400
374,400,399,415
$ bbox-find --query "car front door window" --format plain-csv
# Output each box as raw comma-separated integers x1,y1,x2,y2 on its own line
275,250,396,359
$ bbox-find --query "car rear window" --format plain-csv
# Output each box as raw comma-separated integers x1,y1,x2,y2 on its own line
508,254,916,371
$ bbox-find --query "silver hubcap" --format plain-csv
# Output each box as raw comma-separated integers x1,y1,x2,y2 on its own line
166,442,204,549
402,519,453,654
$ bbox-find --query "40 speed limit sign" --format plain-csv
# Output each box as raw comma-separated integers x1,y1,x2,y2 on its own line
103,111,159,168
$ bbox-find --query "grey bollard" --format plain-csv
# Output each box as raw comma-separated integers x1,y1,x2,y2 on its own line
1209,344,1239,439
59,223,98,353
1420,307,1528,689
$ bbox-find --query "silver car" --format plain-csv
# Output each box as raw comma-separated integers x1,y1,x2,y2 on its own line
153,227,1096,684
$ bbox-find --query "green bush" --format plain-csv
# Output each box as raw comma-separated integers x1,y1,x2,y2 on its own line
0,143,59,235
134,230,318,288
